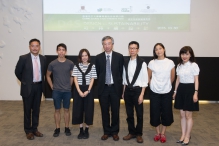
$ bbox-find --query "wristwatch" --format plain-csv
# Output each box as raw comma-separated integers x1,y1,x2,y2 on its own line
87,90,90,93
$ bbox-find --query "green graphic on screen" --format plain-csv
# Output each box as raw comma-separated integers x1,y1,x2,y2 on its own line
44,0,190,31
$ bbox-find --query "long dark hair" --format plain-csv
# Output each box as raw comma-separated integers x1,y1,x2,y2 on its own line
178,46,195,65
153,43,166,59
78,48,91,63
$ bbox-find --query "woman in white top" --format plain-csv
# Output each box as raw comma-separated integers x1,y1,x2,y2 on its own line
148,43,175,143
173,46,199,145
72,49,97,139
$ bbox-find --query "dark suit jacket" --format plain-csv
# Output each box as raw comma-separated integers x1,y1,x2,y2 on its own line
15,53,47,97
95,51,124,97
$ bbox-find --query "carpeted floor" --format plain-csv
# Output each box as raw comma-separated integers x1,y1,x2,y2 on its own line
0,100,218,146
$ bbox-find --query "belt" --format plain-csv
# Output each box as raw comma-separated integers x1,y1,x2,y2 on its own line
105,84,114,87
33,81,42,84
126,86,140,90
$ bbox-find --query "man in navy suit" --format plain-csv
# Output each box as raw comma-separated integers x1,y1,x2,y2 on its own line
15,38,46,140
95,36,124,141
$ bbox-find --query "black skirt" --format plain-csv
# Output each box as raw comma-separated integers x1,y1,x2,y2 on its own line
174,83,199,111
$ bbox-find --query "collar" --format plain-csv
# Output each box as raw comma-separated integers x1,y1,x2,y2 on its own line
156,57,166,61
31,53,39,59
79,62,90,66
129,57,137,62
184,61,191,66
105,51,112,57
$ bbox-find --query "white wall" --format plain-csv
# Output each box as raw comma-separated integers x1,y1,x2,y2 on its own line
0,0,219,100
0,0,43,100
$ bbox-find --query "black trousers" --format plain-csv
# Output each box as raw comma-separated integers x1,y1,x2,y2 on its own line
72,85,94,125
124,86,143,136
22,83,42,134
99,85,120,135
150,90,174,127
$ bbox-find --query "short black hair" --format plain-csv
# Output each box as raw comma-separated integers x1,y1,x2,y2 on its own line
153,43,166,59
56,43,67,51
128,41,139,49
178,46,196,65
78,48,91,63
29,38,40,45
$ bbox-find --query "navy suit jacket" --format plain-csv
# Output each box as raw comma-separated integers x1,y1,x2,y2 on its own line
15,53,47,97
95,51,124,97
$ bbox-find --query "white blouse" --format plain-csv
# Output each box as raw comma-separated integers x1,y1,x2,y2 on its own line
176,61,200,83
123,58,148,87
148,58,175,94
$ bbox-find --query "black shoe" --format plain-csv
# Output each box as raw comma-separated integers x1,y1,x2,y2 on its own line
78,127,84,139
176,140,184,143
53,128,60,137
83,127,89,139
182,141,189,145
65,127,71,136
182,136,191,145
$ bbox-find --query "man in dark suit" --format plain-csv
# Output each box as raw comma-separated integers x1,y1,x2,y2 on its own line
95,36,124,141
15,38,46,140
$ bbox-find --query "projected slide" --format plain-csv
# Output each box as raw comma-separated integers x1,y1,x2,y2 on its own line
44,0,190,31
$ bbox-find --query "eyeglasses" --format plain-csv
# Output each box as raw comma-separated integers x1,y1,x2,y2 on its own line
128,48,138,50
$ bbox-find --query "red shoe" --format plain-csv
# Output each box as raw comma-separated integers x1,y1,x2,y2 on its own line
154,134,161,141
160,134,166,143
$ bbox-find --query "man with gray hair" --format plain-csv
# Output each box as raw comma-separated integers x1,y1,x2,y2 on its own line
95,36,124,141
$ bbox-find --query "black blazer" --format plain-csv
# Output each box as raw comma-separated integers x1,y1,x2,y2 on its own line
95,51,124,97
15,53,47,97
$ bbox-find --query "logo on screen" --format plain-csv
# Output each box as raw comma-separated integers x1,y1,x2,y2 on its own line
140,4,156,13
97,8,113,12
97,8,102,12
121,6,132,12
